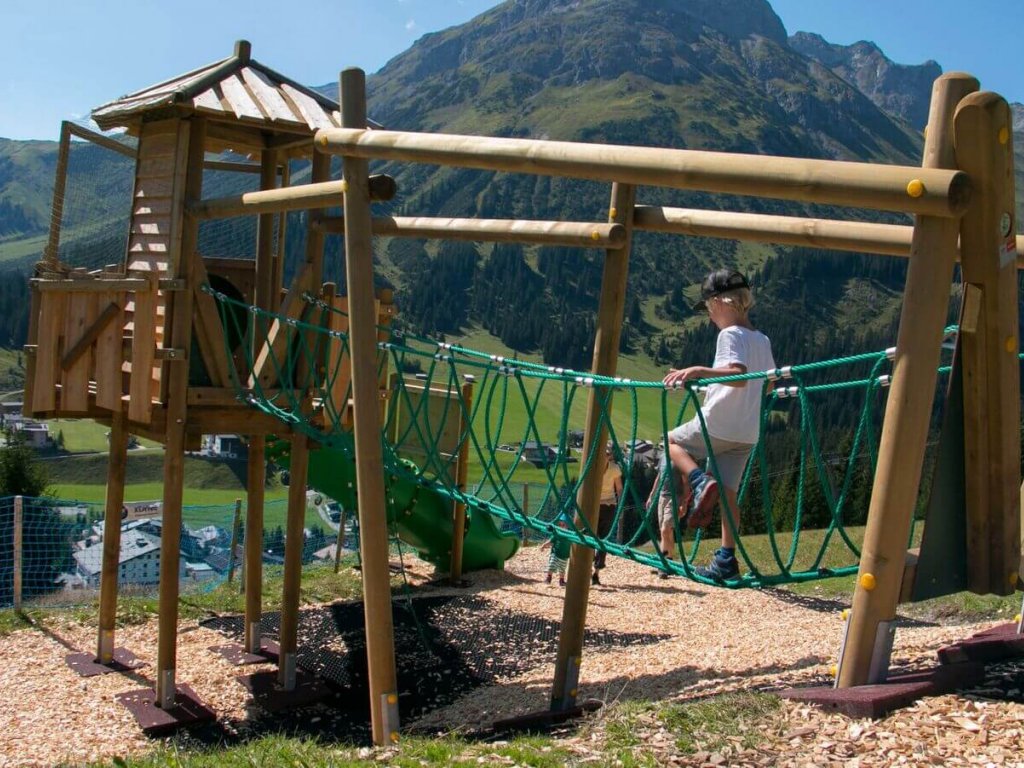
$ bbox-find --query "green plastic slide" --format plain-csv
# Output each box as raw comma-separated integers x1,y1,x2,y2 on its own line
301,441,521,572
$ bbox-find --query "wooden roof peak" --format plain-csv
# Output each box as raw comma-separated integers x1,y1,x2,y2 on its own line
91,40,376,136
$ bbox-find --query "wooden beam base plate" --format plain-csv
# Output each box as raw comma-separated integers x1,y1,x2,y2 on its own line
782,662,984,719
209,639,280,666
65,648,147,677
236,669,334,712
116,683,216,735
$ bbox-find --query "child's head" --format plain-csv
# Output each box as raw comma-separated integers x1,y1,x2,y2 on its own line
694,269,754,324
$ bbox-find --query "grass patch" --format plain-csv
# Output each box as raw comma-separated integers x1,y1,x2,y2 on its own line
106,732,573,767
597,693,782,765
44,418,162,453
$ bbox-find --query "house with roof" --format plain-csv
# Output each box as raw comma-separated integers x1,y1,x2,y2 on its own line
72,528,185,588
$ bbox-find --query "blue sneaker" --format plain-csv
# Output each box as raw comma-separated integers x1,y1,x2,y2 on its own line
687,473,719,530
695,550,739,581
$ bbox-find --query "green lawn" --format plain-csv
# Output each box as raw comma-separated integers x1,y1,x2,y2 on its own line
45,417,162,453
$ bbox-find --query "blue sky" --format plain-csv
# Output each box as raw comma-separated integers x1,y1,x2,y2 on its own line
2,0,1020,141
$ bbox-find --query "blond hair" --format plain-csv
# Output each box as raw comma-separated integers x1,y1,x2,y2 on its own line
714,286,755,312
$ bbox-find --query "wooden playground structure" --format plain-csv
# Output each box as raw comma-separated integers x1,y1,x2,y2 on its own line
22,40,1022,742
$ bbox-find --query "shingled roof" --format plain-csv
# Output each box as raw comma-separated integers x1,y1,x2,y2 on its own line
92,40,378,135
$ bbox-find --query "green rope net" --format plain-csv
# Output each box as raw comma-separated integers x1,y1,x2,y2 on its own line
206,284,923,589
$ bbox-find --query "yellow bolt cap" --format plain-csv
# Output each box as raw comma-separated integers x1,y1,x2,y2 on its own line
906,179,925,198
999,127,1009,145
609,207,617,219
1009,570,1019,586
390,731,399,743
591,230,601,241
1015,614,1022,623
841,609,849,621
1005,337,1018,354
860,573,876,591
387,693,398,705
830,664,838,677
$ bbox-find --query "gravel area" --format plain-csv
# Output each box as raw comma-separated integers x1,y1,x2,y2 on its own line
0,546,1021,766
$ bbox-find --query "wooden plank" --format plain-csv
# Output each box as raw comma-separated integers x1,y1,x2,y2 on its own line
31,291,67,413
127,258,170,273
134,176,176,199
136,155,178,178
191,87,225,114
241,67,296,123
327,295,351,425
22,286,40,415
133,198,175,218
33,278,149,293
128,234,171,254
248,263,313,388
280,84,332,130
130,216,172,236
95,293,126,412
219,75,266,121
128,279,158,423
62,299,120,371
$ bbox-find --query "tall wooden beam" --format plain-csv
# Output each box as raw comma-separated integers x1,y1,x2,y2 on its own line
551,182,636,710
315,128,971,218
155,116,205,709
836,74,978,688
43,122,72,268
244,435,266,654
339,67,400,747
255,148,278,313
449,381,474,584
277,433,309,689
96,411,129,663
954,92,1021,595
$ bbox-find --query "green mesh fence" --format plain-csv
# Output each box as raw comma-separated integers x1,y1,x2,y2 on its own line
0,495,351,611
202,284,950,589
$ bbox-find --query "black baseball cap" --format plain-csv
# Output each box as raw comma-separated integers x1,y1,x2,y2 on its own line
693,269,750,311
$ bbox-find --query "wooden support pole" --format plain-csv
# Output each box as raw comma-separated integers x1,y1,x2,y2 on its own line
273,162,291,310
244,435,266,654
316,215,627,249
43,122,72,268
954,92,1021,595
255,149,278,313
551,182,636,710
449,381,474,585
96,412,129,663
277,433,309,690
190,175,396,219
315,128,970,218
12,496,23,612
339,67,400,747
227,499,242,584
836,74,978,688
155,116,205,709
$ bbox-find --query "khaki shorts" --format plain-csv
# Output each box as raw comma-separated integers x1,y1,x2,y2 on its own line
666,418,754,492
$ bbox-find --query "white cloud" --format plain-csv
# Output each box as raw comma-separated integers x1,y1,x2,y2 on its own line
405,18,416,30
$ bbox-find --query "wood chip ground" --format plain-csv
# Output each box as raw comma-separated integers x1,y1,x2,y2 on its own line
1,547,1021,766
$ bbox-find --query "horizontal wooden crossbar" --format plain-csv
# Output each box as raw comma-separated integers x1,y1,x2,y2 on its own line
315,127,971,217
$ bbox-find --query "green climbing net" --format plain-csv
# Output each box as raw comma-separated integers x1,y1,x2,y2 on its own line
206,284,934,588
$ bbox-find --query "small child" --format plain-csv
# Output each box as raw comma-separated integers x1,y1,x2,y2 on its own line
658,269,775,581
541,514,572,586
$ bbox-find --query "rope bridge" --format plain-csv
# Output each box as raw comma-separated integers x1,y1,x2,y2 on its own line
208,285,910,588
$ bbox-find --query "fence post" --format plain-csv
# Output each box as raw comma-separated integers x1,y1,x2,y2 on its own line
13,496,23,612
227,498,242,584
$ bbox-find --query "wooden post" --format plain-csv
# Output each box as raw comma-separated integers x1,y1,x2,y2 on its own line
551,183,636,710
273,162,290,307
43,122,72,268
334,505,347,573
450,381,474,584
954,92,1021,595
255,149,278,313
227,498,242,584
335,67,400,746
155,116,205,709
245,435,265,654
277,433,309,689
12,496,23,612
96,412,129,662
836,74,978,688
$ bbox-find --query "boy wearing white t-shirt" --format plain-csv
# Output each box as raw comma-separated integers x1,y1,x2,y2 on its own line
658,269,775,581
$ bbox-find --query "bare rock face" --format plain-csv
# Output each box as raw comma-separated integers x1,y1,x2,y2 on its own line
789,31,940,130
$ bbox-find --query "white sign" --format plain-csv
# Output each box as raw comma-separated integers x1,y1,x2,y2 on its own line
122,500,162,521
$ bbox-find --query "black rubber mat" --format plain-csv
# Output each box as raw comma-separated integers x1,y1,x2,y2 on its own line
199,593,669,744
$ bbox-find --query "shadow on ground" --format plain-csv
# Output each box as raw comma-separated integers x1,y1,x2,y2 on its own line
193,593,670,746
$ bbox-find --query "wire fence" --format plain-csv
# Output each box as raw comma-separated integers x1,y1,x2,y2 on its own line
0,494,359,611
